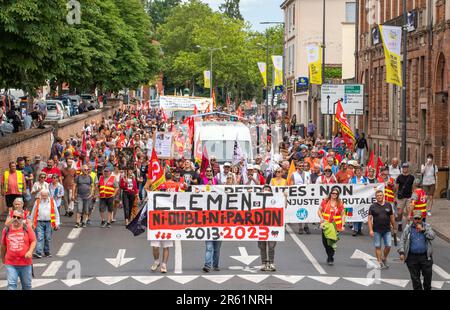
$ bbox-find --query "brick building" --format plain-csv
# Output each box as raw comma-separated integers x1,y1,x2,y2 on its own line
356,0,449,170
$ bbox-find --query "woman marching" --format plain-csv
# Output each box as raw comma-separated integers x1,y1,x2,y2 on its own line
318,188,346,265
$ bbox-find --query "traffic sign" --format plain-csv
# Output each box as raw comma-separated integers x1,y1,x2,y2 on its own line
321,84,364,115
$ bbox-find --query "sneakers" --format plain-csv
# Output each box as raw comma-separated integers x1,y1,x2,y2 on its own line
213,267,220,271
160,263,167,273
33,253,42,259
202,266,211,273
304,227,311,235
327,257,334,266
75,223,81,228
44,252,52,258
268,263,276,271
106,222,112,228
101,221,107,228
260,263,269,271
381,259,390,269
151,261,160,272
298,229,304,235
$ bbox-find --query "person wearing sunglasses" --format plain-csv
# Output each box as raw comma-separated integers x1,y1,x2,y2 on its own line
201,168,217,185
270,168,287,187
398,210,435,290
316,166,337,184
31,172,49,202
1,209,36,290
318,189,345,266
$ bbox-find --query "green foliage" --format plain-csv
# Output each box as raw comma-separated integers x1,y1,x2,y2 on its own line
219,0,243,20
325,67,342,79
146,0,182,28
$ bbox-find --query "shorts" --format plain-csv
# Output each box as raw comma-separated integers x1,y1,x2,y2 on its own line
76,197,92,214
150,240,174,248
374,231,392,248
422,184,435,197
99,197,114,213
396,198,410,214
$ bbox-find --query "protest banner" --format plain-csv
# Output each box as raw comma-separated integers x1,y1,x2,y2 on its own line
147,191,286,241
193,184,383,223
159,96,213,112
154,132,173,159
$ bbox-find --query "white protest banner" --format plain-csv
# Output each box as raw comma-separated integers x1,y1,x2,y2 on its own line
154,132,172,159
159,96,213,112
193,184,383,223
147,191,286,241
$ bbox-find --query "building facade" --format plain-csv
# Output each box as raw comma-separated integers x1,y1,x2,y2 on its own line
281,0,356,135
356,0,449,170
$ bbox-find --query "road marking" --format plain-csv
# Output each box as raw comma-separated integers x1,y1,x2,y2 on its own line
96,276,129,285
105,249,135,268
0,280,6,288
228,266,258,273
432,281,445,289
67,228,82,240
350,249,380,269
230,247,259,265
57,242,74,257
61,278,94,287
42,261,64,277
202,275,234,284
237,274,269,284
32,278,58,288
167,275,198,284
174,240,182,274
33,263,48,268
132,276,164,285
286,225,327,275
381,279,409,288
343,277,376,286
432,264,450,280
307,276,340,285
272,275,305,284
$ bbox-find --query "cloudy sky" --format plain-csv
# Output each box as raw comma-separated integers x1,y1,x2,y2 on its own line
201,0,284,32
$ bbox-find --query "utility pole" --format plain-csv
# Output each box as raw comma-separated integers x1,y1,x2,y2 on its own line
401,0,407,163
266,32,270,124
321,0,326,139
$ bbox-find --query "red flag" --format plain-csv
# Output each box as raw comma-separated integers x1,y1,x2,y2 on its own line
194,105,198,115
117,133,126,149
365,151,375,176
161,108,168,122
376,156,384,177
335,100,355,148
200,145,210,178
212,89,216,111
148,149,166,191
81,131,87,155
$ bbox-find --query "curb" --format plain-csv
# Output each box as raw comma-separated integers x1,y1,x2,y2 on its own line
432,227,450,244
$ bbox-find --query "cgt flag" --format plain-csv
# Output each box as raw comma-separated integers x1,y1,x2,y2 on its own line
148,149,165,191
335,99,355,148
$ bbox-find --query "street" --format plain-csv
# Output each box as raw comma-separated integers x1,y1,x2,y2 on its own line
2,212,449,290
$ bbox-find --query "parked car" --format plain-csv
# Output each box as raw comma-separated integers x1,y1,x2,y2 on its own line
58,95,80,116
44,100,69,120
80,94,98,110
55,97,72,117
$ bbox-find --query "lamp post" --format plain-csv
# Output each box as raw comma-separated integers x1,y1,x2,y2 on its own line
401,0,407,164
196,45,227,99
260,22,285,124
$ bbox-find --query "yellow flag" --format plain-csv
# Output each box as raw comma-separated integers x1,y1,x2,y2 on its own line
307,44,322,85
379,25,402,86
204,71,211,89
272,56,283,87
257,62,267,86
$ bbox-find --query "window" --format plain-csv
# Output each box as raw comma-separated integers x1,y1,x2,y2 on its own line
345,2,356,23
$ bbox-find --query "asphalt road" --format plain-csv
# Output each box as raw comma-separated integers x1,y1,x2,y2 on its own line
1,209,450,290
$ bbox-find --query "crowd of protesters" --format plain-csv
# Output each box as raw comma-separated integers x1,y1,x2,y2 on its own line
0,104,439,290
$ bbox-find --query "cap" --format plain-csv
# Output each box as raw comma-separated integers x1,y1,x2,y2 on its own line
413,210,423,219
34,155,42,160
224,162,231,167
327,140,332,143
401,162,409,168
253,165,261,171
247,164,254,170
348,160,358,166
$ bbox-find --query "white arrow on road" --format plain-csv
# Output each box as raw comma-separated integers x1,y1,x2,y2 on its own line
105,249,135,268
351,249,380,269
230,247,259,265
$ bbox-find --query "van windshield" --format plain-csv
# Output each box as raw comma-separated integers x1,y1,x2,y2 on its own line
203,140,251,162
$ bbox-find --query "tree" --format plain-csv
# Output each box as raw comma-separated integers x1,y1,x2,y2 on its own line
219,0,243,20
146,0,182,29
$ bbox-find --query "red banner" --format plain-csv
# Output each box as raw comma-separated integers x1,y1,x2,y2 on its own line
335,100,355,148
148,149,166,191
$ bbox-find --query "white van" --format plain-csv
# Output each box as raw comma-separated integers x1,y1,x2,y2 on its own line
194,121,253,163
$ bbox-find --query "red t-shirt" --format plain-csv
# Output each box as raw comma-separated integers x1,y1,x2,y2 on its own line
42,167,62,184
1,225,36,266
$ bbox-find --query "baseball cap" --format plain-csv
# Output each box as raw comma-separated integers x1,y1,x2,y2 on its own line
224,162,231,167
247,164,254,170
348,160,358,166
253,165,261,171
401,162,409,168
413,210,423,219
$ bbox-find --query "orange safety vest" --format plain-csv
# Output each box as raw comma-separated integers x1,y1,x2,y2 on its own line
99,175,116,198
321,199,344,231
378,176,395,202
33,198,57,229
411,188,427,218
3,170,25,194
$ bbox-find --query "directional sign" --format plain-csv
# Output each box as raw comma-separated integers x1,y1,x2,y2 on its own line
321,84,364,115
230,247,259,265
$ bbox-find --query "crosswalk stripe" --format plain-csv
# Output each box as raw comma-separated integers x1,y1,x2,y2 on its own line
272,275,305,284
202,275,234,284
57,243,74,257
32,278,58,288
432,281,445,289
96,276,129,285
307,276,340,285
343,277,377,286
61,278,94,287
42,261,64,277
167,275,198,284
67,228,82,240
132,276,164,285
237,275,269,284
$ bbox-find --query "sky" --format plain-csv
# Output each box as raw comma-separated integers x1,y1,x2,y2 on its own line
201,0,284,32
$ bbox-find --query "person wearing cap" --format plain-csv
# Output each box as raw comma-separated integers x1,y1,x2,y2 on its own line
395,163,415,232
408,179,428,222
216,163,232,185
398,209,435,290
253,165,266,185
349,165,369,236
368,189,397,270
97,167,119,228
244,164,260,185
336,140,347,157
316,166,337,184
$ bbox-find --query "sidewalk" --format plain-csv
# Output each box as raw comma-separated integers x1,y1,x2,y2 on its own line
427,199,450,243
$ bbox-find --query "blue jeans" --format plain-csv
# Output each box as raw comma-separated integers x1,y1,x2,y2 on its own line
5,265,32,290
204,241,222,269
353,221,363,232
35,221,52,255
374,231,392,248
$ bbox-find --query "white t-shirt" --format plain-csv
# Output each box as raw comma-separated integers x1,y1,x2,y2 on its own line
389,165,401,180
421,164,438,185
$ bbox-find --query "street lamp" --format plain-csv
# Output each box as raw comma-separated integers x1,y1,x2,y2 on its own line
196,45,227,99
260,21,284,125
